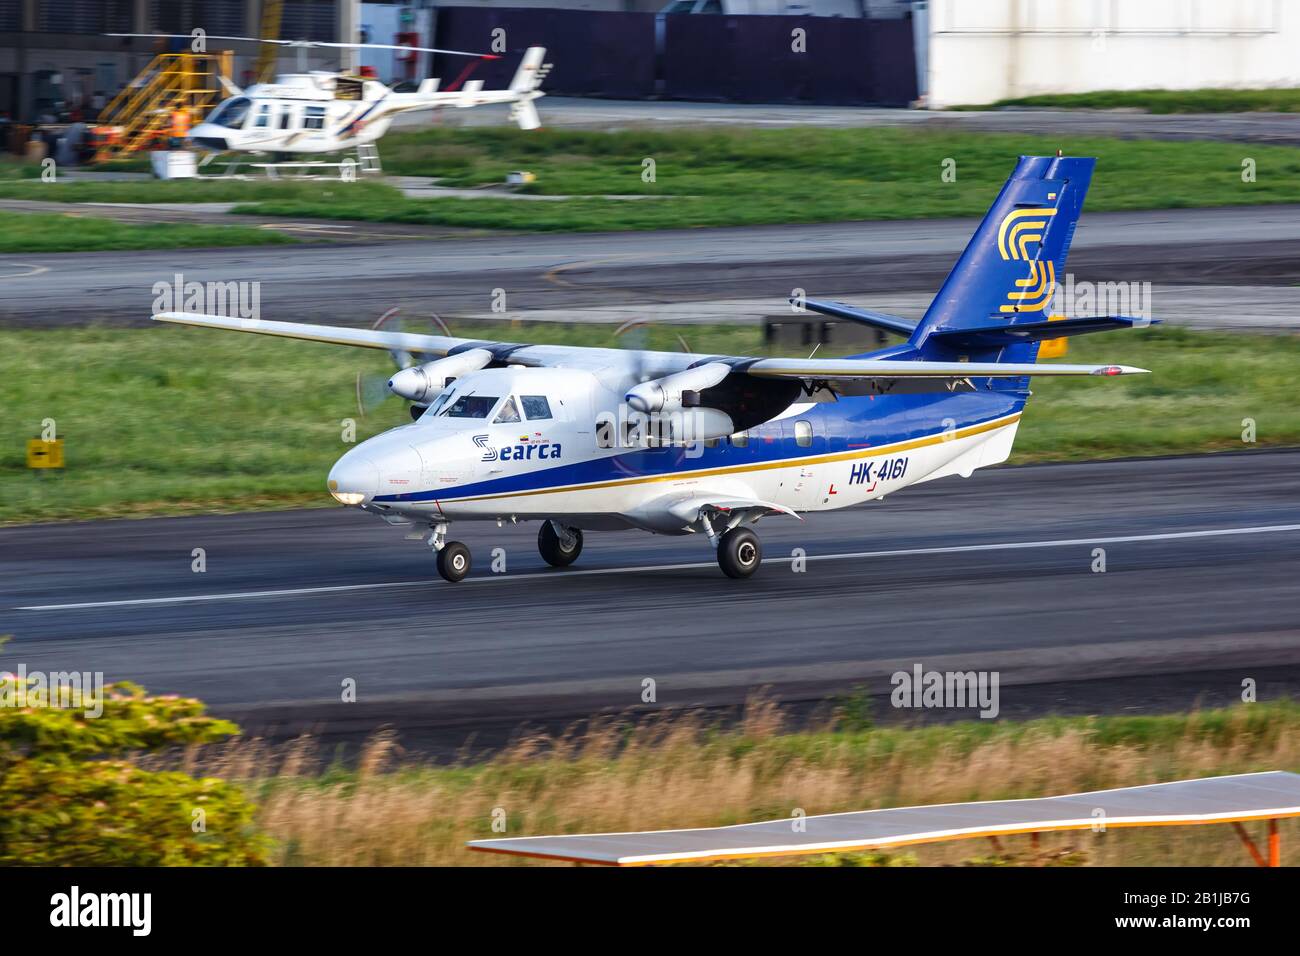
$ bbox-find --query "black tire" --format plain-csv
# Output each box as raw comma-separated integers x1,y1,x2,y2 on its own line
436,541,471,582
717,527,762,579
538,521,583,568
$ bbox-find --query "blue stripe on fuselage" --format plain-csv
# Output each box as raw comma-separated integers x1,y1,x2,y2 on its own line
373,390,1026,504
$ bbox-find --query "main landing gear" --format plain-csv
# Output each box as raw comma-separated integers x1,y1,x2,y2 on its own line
538,520,583,567
429,523,472,583
717,527,762,579
699,509,763,579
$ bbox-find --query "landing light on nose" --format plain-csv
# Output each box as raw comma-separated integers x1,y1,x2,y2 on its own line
327,452,379,506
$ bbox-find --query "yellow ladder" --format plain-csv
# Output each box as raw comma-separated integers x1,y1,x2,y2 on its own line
94,52,232,161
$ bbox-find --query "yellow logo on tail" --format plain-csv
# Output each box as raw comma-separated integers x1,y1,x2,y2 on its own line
996,207,1057,313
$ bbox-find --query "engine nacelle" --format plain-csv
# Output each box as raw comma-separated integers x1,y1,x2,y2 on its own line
625,362,732,414
388,349,493,403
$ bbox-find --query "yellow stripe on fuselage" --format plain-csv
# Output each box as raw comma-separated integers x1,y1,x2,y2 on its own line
438,412,1022,505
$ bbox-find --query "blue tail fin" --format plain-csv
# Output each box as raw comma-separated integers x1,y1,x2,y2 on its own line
910,155,1095,371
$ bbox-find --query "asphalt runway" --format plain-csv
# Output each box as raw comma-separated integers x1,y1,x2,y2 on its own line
3,450,1298,754
1,205,1297,327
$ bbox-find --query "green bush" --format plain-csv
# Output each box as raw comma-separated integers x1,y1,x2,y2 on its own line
0,674,268,865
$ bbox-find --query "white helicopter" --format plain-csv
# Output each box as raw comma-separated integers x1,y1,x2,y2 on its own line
155,155,1152,581
110,34,549,163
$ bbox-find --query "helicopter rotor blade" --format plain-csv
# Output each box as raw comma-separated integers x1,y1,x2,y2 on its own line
106,34,498,59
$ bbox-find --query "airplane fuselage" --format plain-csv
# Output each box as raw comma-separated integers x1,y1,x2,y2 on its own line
330,365,1025,535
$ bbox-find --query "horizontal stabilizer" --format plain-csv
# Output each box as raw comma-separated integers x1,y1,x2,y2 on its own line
926,314,1158,350
797,297,917,337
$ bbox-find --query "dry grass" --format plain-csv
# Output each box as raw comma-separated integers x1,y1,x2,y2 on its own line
170,699,1300,867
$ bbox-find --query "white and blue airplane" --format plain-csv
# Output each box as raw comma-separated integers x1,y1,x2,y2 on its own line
156,154,1151,581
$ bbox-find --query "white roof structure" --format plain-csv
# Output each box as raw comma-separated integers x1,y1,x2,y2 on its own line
468,771,1300,866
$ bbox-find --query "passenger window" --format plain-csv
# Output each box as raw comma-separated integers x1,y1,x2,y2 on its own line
794,420,813,447
704,437,721,448
521,395,552,420
278,108,292,130
254,104,270,128
730,431,748,448
304,106,326,131
493,396,521,424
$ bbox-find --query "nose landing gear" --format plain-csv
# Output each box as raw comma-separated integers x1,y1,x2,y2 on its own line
429,522,472,583
538,520,583,567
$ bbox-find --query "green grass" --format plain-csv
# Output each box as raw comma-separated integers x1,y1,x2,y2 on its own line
5,127,1294,236
238,697,1300,865
965,87,1300,114
0,176,404,207
229,127,1300,231
1018,326,1298,460
0,323,1294,524
0,210,293,253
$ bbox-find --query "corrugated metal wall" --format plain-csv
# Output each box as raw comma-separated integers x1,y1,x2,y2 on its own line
430,6,917,106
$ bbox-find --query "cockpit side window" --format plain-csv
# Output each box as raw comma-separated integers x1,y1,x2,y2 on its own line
210,97,252,129
493,396,522,424
442,395,499,419
421,388,453,418
521,395,552,420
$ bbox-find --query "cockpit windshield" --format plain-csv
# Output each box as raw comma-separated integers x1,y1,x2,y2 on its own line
442,394,500,419
208,97,252,129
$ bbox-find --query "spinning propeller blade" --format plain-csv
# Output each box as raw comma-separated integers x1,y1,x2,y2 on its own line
353,309,454,417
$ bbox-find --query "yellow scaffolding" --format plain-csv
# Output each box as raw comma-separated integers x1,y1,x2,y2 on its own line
256,0,285,83
93,51,233,161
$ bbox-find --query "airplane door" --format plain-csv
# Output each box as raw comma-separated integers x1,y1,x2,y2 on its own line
786,416,827,511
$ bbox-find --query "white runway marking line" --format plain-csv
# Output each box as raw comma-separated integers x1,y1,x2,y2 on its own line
14,523,1300,612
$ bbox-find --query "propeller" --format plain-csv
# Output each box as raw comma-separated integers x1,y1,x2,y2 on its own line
354,308,454,418
609,319,704,476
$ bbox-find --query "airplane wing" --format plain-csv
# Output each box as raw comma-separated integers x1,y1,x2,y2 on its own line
153,311,640,373
155,312,475,357
154,312,1147,386
740,357,1148,379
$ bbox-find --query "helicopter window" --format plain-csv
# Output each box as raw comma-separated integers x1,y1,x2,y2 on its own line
443,395,499,419
209,97,252,129
253,104,270,128
303,106,326,131
520,395,552,420
493,396,521,424
278,107,293,130
794,420,813,448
